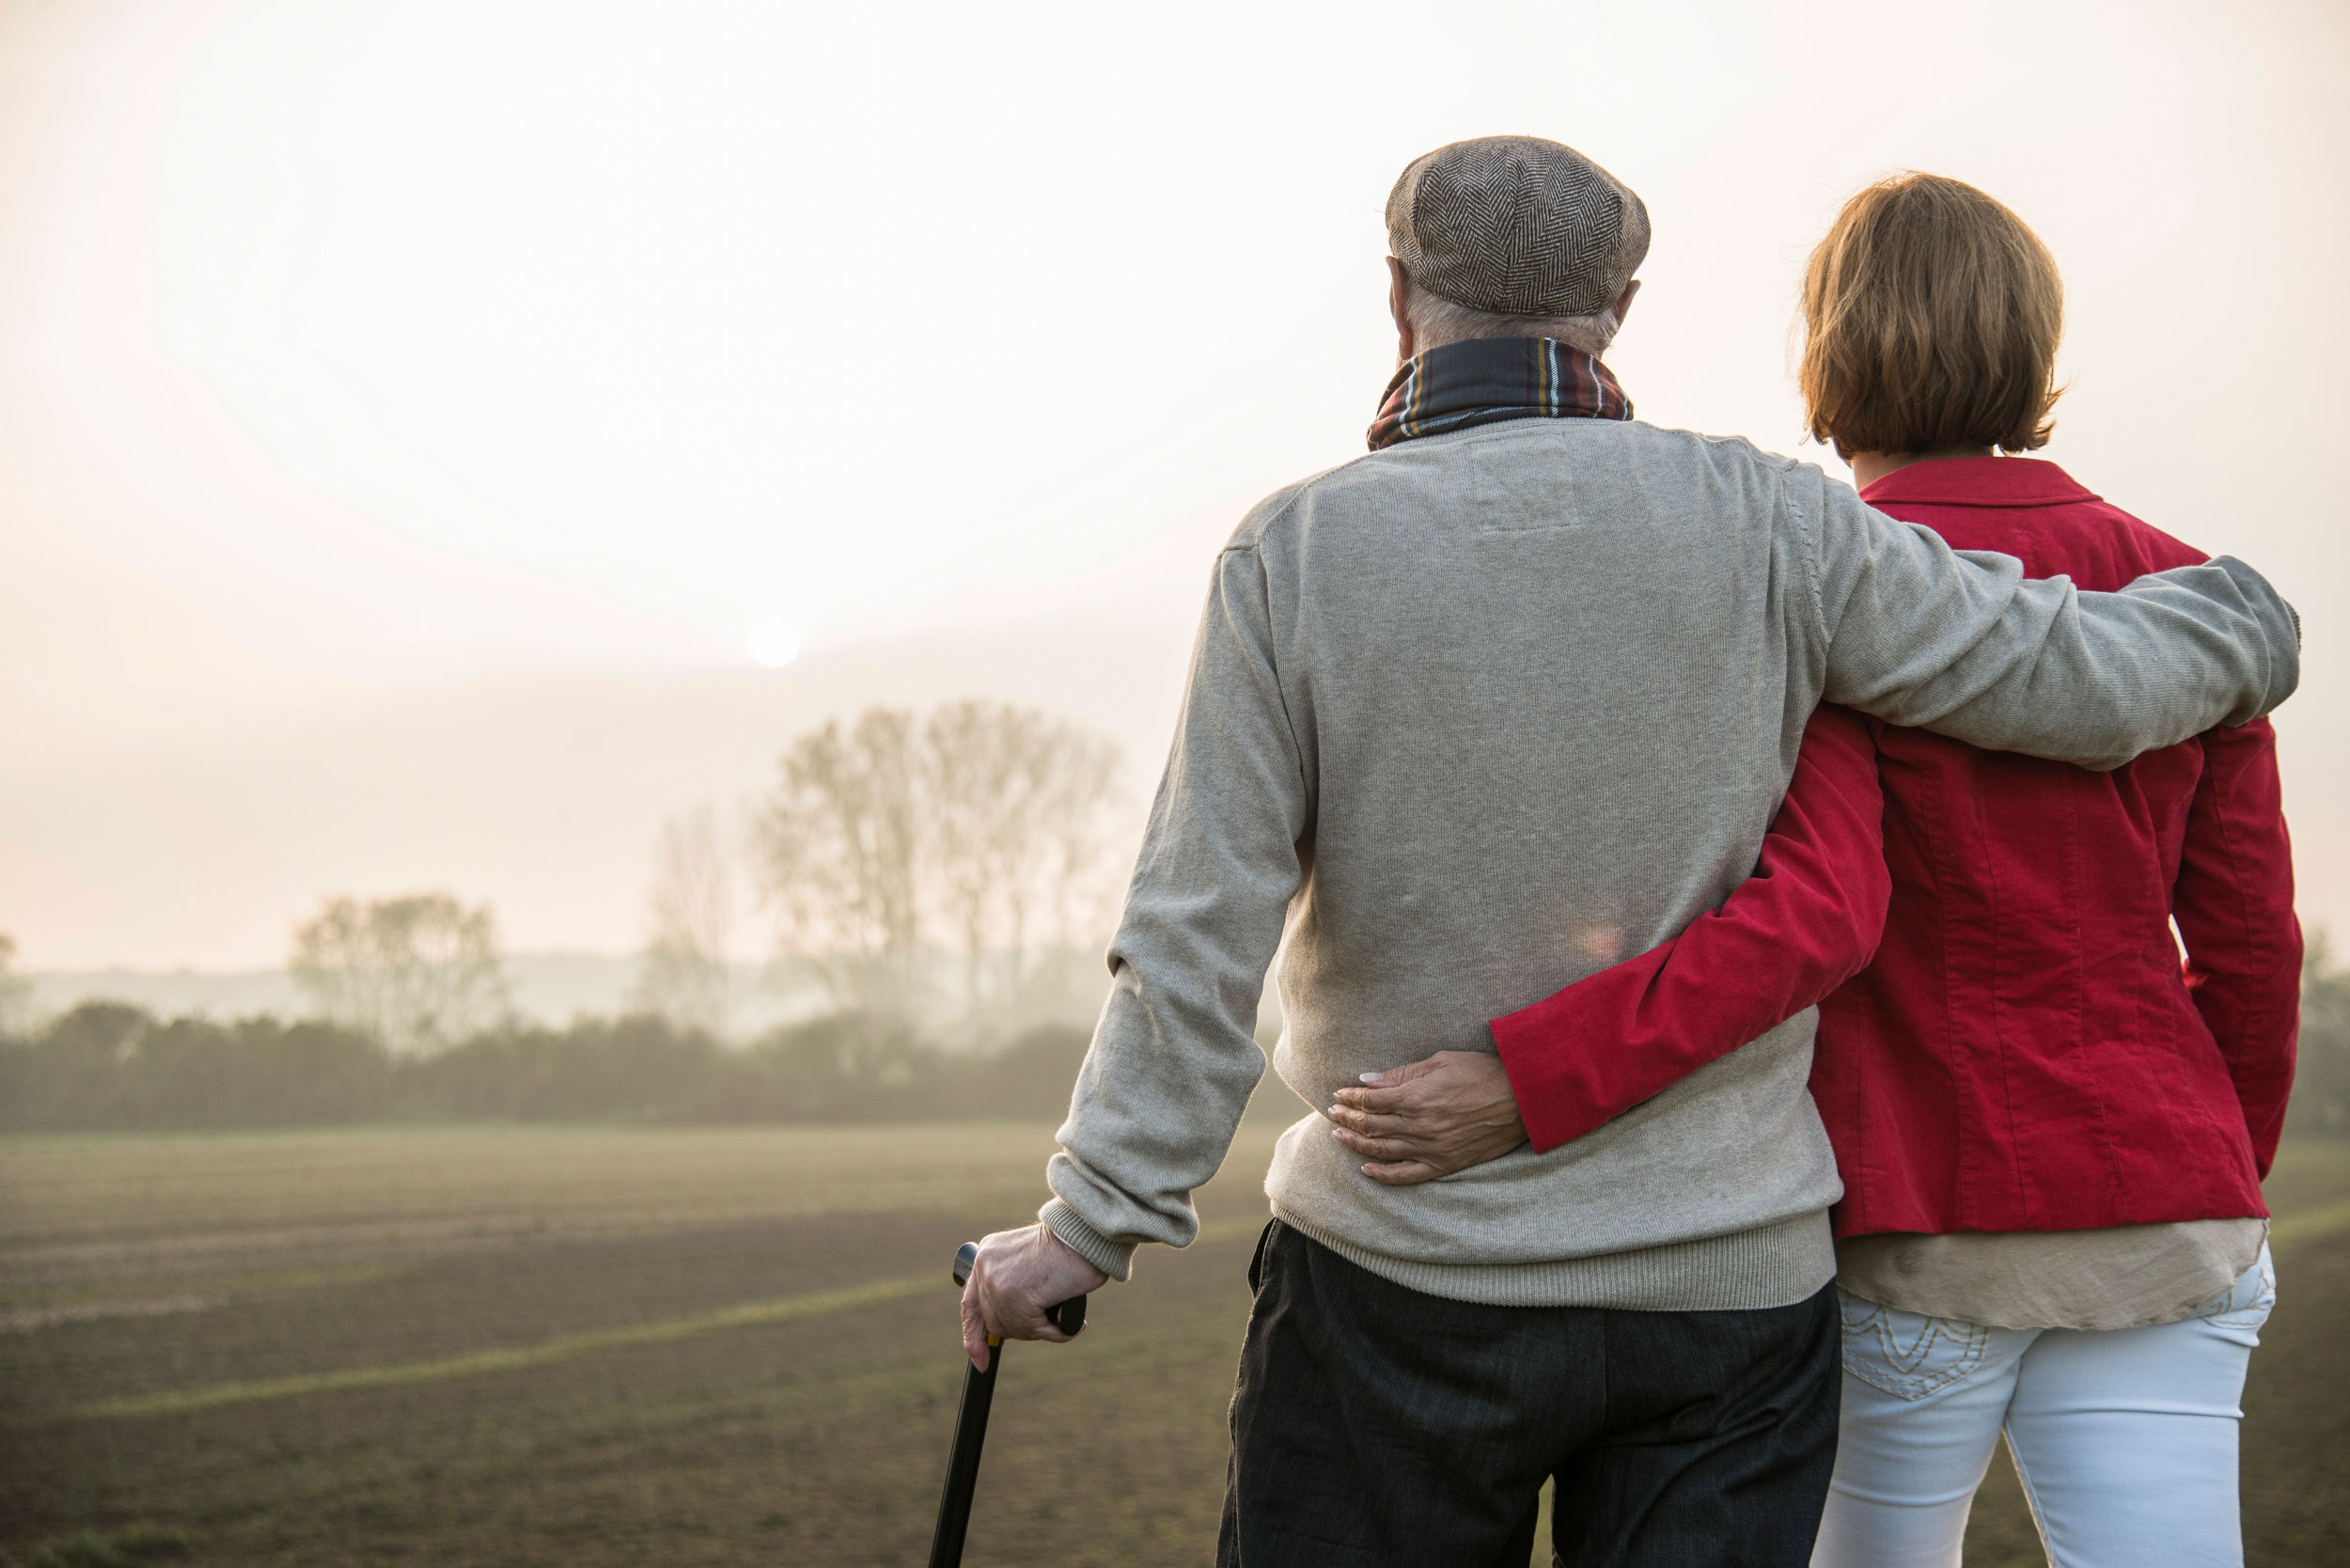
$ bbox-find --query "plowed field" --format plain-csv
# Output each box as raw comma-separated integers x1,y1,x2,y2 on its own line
3,1128,2344,1567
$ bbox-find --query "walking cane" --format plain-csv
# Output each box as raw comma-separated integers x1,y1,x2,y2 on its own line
928,1241,1088,1568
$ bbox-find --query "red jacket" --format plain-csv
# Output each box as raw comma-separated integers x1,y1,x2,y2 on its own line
1492,457,2299,1237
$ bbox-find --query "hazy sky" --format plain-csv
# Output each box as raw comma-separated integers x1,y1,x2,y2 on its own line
3,0,2344,970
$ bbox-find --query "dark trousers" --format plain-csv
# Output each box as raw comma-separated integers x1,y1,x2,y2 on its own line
1216,1221,1840,1568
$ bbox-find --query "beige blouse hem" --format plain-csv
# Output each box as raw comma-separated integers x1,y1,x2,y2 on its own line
1833,1218,2268,1332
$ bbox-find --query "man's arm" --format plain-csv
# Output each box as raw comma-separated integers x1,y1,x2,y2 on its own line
1330,706,1887,1169
1039,540,1308,1279
1803,477,2298,767
964,540,1306,1358
2172,717,2301,1178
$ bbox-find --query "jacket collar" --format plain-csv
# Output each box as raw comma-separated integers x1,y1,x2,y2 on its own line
1857,455,2100,510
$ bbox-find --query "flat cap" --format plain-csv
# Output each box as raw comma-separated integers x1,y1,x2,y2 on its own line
1386,135,1651,318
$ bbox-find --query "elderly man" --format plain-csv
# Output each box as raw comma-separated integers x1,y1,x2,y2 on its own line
960,136,2300,1566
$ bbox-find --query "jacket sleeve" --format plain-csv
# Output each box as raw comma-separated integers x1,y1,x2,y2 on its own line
1802,477,2299,770
1489,705,1888,1152
2171,717,2301,1178
1039,542,1308,1280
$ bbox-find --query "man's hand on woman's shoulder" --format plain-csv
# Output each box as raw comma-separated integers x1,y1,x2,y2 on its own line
1329,1049,1529,1186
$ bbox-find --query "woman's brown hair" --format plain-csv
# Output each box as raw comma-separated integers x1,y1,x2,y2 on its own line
1799,173,2063,458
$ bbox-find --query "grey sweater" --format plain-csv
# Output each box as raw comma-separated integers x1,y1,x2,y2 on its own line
1042,418,2299,1309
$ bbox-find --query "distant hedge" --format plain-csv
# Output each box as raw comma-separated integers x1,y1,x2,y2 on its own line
0,1006,1097,1132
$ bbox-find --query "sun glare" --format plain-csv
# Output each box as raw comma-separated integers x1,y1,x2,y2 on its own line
745,613,800,669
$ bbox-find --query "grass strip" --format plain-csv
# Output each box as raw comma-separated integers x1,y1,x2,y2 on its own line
70,1274,939,1421
62,1216,1267,1424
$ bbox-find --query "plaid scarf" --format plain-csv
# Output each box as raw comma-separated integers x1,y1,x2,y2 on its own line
1366,336,1634,451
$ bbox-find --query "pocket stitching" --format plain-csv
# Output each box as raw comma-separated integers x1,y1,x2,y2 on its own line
1840,1302,1990,1401
2203,1253,2278,1328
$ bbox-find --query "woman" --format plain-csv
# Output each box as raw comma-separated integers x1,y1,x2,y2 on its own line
1369,174,2300,1565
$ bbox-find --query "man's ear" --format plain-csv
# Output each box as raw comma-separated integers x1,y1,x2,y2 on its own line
1388,257,1416,361
1612,278,1641,327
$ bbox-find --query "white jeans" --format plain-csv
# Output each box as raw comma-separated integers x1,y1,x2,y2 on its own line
1812,1247,2275,1568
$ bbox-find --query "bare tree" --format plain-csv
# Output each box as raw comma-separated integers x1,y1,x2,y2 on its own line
754,702,1122,1016
290,893,507,1052
1033,720,1124,953
923,701,1121,1005
0,933,29,1038
926,701,1038,1005
756,709,924,1009
633,806,734,1036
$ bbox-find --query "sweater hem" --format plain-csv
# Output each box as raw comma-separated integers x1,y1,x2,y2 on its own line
1270,1206,1836,1310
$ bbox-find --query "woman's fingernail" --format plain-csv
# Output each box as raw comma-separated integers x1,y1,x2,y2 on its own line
1360,1072,1384,1085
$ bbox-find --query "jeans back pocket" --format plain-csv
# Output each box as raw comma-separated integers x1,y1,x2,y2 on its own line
1838,1294,1992,1401
2201,1243,2277,1331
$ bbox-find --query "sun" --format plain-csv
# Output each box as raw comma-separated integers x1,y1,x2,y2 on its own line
746,613,800,669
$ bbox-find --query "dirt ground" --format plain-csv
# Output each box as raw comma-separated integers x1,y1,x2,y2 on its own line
2,1127,2344,1567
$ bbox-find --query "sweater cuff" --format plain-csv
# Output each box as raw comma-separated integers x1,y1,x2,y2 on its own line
1489,1010,1606,1154
1040,1199,1136,1283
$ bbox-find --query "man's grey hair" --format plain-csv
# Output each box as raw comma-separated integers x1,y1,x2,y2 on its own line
1401,221,1645,357
1405,290,1623,357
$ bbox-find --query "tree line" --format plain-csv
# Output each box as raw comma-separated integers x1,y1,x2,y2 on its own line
0,698,1159,1133
0,1003,1102,1132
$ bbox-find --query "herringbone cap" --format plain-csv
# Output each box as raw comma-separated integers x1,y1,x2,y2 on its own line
1386,136,1650,318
